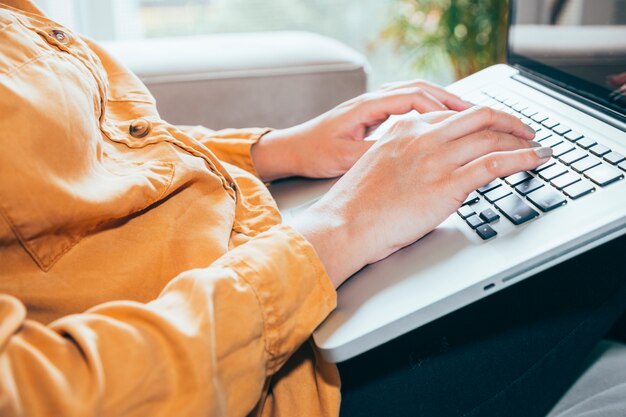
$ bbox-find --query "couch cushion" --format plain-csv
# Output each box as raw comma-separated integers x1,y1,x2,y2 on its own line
101,32,368,129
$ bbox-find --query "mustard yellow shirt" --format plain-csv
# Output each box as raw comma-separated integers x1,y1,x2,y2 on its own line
0,1,339,415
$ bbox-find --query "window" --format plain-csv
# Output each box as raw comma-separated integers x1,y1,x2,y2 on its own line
36,0,453,88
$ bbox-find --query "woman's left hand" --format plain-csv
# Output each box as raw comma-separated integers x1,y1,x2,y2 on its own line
251,80,472,181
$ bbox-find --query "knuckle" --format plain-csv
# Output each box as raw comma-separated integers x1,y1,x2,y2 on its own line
480,106,496,123
483,155,502,177
526,149,539,164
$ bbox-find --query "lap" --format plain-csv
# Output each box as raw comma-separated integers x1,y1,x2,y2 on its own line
338,236,626,417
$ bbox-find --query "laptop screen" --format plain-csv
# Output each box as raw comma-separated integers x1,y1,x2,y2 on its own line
508,0,626,121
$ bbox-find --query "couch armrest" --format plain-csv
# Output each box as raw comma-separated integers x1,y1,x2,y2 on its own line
101,32,368,129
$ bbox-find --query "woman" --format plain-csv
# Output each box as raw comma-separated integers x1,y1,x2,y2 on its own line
4,1,620,416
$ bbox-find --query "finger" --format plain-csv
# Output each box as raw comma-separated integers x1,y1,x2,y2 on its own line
443,131,539,166
608,72,626,87
417,110,457,125
431,106,536,143
363,110,455,139
357,87,448,126
380,80,472,111
453,147,553,196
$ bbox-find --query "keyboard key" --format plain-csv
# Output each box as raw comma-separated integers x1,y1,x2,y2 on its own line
532,158,556,173
484,186,512,203
551,142,575,158
584,164,624,187
542,118,560,129
531,113,549,123
619,160,626,172
571,157,601,173
495,194,539,225
537,131,553,142
576,137,597,149
515,178,544,195
457,205,475,219
604,151,625,165
503,98,518,107
522,108,538,117
589,144,611,157
539,164,568,181
476,224,497,240
466,214,486,229
462,191,480,206
553,125,571,135
527,187,567,212
512,103,528,112
563,180,595,199
505,171,533,186
550,172,580,190
564,131,584,142
463,92,486,104
477,179,502,194
559,149,587,165
479,208,500,223
541,136,564,148
493,93,508,102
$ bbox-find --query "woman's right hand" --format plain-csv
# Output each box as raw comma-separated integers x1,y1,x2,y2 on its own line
292,106,552,288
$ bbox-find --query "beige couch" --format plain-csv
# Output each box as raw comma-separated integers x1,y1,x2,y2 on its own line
102,31,368,130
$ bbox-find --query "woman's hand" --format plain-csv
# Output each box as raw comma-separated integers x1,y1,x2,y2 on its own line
292,107,551,288
251,80,472,181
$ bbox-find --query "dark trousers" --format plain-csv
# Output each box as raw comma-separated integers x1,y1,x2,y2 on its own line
339,235,626,417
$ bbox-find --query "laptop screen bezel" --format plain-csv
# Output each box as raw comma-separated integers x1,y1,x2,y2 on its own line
506,0,626,123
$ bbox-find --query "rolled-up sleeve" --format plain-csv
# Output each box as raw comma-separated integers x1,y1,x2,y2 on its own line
178,125,273,178
0,224,335,417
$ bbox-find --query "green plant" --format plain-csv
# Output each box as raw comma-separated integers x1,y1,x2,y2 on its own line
381,0,509,80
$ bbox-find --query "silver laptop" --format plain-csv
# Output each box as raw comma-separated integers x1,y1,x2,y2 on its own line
272,0,626,363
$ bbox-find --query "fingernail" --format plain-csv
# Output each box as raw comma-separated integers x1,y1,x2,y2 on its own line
525,124,536,136
529,140,542,148
534,147,553,159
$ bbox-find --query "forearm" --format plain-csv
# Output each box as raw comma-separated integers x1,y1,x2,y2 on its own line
0,225,336,417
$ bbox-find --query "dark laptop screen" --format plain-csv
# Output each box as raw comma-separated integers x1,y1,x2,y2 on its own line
508,0,626,120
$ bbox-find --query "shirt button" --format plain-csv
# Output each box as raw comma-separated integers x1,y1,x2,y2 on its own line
50,29,71,45
129,118,152,138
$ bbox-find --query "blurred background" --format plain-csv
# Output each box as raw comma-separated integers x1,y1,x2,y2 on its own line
35,0,465,88
35,0,626,89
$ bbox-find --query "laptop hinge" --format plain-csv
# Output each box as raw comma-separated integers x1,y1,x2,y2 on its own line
511,69,626,133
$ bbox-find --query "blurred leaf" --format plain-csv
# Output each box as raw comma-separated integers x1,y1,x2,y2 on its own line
380,0,508,79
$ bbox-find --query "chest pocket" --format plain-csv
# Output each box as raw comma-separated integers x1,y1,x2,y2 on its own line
0,15,175,271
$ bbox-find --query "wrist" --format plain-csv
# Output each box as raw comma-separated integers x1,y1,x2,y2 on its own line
251,128,303,181
291,199,365,288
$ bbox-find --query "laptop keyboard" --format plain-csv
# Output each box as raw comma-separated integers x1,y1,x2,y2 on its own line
457,89,625,241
